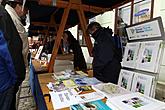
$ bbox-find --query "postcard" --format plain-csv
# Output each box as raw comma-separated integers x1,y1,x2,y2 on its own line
118,69,134,90
122,42,140,69
131,72,155,96
136,40,162,72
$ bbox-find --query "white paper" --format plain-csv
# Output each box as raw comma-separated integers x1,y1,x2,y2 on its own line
34,46,43,59
131,72,155,96
50,90,105,110
106,100,120,110
92,83,131,99
109,92,165,110
126,20,162,40
136,40,162,73
49,89,78,109
75,92,105,103
118,69,134,90
122,42,140,69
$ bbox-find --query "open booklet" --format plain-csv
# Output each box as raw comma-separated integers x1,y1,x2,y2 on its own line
92,83,131,99
108,92,165,110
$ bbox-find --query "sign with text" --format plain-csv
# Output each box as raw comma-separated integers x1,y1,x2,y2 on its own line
126,17,165,41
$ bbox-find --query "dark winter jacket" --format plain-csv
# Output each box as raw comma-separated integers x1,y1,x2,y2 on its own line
69,38,87,71
92,27,121,84
0,5,26,92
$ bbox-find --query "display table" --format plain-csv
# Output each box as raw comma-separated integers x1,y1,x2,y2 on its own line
32,59,48,73
38,73,69,110
30,59,96,110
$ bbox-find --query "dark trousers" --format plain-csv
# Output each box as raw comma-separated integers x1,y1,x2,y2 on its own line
0,86,19,110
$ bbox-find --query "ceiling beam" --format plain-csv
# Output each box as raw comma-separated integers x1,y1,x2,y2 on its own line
38,0,111,13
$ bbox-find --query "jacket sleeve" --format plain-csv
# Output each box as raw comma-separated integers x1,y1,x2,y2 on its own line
0,31,17,80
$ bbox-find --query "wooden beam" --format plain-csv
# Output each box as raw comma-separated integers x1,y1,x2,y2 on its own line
77,6,93,56
31,22,58,27
39,0,111,13
48,3,71,72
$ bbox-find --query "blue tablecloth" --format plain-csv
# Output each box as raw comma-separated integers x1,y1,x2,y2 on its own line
29,60,48,110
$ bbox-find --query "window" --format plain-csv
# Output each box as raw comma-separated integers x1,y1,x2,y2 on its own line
133,0,152,24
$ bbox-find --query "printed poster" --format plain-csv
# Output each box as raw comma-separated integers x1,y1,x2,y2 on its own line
126,19,162,40
136,40,162,73
131,72,155,96
118,69,134,90
122,42,140,69
109,92,165,110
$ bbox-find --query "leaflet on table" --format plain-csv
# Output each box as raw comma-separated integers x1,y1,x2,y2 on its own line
49,89,79,109
108,92,165,110
50,90,105,109
136,40,162,73
75,92,105,103
74,85,93,93
122,42,140,69
92,83,130,99
73,77,101,86
131,72,155,96
53,71,88,81
62,79,77,88
53,71,71,80
47,82,66,92
75,71,88,76
118,69,134,90
70,100,112,110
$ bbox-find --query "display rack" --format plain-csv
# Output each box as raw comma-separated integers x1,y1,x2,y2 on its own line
118,17,165,97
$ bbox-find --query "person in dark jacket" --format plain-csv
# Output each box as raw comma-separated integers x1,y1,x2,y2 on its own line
63,31,87,71
0,4,25,110
87,22,121,84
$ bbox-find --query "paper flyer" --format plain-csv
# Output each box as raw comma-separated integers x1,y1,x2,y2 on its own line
70,100,112,110
49,89,79,109
131,72,155,96
136,40,162,73
122,42,140,69
109,92,165,110
50,90,105,110
118,69,134,90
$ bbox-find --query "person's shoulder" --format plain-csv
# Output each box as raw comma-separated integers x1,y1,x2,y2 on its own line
0,5,7,16
103,27,113,34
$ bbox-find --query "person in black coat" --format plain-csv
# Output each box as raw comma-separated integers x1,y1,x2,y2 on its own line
0,4,25,110
63,31,87,71
87,22,121,84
